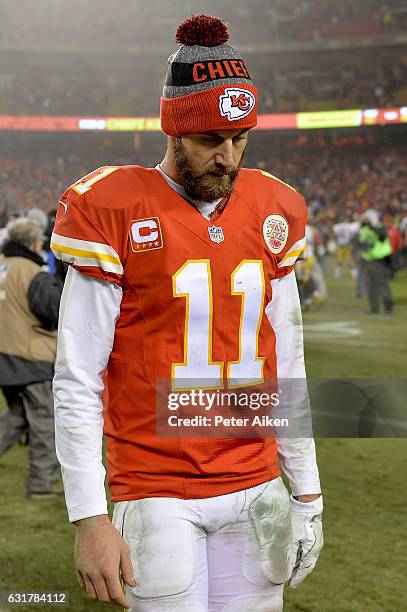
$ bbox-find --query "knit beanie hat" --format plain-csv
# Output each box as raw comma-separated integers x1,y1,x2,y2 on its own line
160,14,257,136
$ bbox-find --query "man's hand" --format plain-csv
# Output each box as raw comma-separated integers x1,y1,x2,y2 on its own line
288,494,323,589
74,515,135,608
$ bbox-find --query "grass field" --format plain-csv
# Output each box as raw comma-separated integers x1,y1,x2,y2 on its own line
0,265,406,612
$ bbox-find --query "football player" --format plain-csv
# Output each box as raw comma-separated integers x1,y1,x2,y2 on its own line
52,15,323,611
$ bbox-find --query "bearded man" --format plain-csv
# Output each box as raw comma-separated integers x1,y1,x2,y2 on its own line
51,14,323,612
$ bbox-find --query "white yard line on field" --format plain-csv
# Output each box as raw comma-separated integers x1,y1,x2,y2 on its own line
305,337,406,349
303,320,406,349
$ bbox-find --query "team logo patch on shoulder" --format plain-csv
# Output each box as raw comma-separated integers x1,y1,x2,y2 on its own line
263,214,289,254
208,225,224,243
219,88,255,121
129,217,163,253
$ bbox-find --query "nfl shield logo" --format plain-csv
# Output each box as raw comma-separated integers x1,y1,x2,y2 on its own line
208,225,224,243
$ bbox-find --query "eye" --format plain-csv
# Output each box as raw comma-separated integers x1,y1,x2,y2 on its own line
201,137,221,146
233,134,248,142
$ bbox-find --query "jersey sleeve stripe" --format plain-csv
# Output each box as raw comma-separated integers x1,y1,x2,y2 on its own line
51,241,119,265
51,233,123,275
282,237,306,258
277,252,304,269
260,170,297,192
51,245,123,274
277,237,306,268
51,232,122,259
57,254,123,274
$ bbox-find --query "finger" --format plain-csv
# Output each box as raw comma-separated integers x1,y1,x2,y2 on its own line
76,570,85,589
82,575,98,600
105,574,131,608
90,575,113,604
289,556,317,588
120,546,136,587
290,571,307,588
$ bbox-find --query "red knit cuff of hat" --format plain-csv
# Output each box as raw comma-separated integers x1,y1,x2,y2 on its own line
160,83,257,136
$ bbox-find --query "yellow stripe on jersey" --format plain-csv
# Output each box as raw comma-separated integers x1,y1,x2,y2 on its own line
279,247,306,264
51,232,123,275
50,242,120,265
260,170,297,192
277,237,306,268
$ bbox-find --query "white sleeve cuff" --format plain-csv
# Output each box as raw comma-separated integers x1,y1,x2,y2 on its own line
290,494,323,515
289,480,322,497
68,503,109,524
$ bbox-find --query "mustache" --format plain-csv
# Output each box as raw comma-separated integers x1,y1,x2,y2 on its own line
206,165,238,177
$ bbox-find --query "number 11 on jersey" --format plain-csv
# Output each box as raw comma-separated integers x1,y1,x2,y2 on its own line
172,260,266,390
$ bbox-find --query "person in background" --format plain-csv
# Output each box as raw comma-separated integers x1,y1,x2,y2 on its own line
296,221,327,310
332,210,360,279
0,217,63,496
45,208,68,282
26,207,48,236
26,207,50,266
400,214,407,268
358,211,393,314
385,214,404,272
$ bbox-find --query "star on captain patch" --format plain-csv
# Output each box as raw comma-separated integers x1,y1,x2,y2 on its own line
208,225,224,243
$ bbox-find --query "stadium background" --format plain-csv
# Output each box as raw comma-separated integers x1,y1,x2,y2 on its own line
0,1,406,610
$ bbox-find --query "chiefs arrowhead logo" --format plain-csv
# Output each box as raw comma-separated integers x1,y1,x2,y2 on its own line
263,214,289,254
219,88,256,121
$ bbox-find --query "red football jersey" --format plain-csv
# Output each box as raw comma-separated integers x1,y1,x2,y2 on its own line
52,166,306,502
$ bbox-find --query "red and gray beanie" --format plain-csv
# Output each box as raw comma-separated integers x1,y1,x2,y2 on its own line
160,14,258,136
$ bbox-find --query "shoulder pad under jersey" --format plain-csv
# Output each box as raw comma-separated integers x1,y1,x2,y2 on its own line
64,165,148,211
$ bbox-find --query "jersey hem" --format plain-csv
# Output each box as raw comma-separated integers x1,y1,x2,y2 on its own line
110,466,281,503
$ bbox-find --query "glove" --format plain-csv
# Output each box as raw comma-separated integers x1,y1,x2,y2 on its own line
288,494,323,589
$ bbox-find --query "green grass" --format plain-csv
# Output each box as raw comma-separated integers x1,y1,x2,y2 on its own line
0,266,406,611
303,266,407,378
284,438,406,612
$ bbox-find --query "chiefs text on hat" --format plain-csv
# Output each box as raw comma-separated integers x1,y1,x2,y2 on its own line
170,59,251,87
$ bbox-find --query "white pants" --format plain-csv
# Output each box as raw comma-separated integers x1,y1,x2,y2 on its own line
112,477,293,612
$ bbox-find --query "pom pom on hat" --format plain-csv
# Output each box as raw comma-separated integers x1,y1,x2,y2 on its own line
176,14,229,47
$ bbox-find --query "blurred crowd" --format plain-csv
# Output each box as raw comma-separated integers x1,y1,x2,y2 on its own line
1,52,406,117
256,132,407,220
1,0,406,48
0,156,73,219
0,63,161,117
260,54,407,113
253,132,407,313
1,0,406,118
3,131,406,219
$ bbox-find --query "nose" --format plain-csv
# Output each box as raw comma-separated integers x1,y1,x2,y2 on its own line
215,139,234,169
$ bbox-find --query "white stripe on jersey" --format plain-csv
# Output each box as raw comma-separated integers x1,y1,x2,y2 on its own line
51,232,123,275
277,236,306,268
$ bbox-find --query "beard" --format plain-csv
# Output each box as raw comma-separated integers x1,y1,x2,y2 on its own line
173,138,246,202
